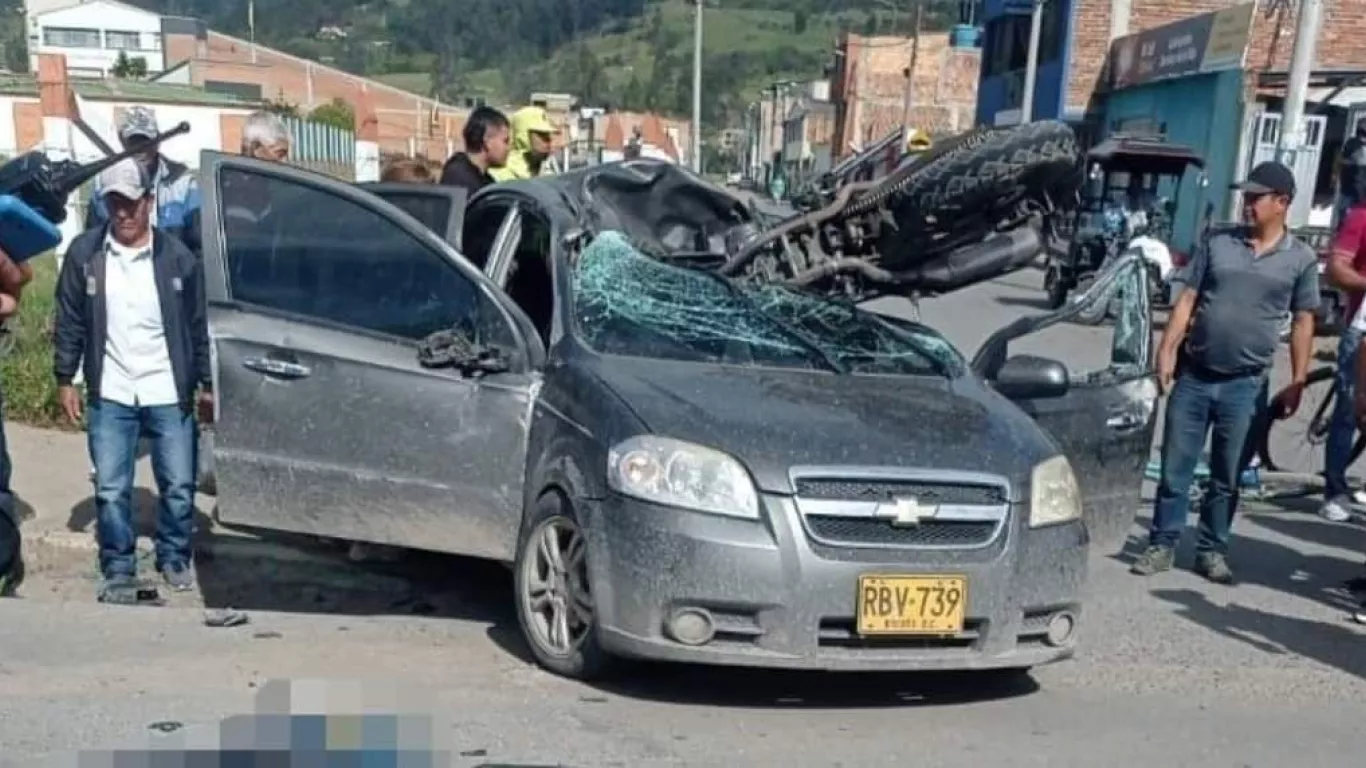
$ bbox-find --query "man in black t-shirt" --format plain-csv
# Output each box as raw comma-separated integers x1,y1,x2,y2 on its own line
440,107,511,194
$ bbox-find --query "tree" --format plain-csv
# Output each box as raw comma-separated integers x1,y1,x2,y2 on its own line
262,96,300,118
111,51,148,79
308,98,355,131
794,10,809,34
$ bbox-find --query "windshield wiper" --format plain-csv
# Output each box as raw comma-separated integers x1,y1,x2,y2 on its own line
693,270,849,374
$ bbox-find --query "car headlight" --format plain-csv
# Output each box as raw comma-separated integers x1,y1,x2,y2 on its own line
606,436,760,519
1029,455,1082,528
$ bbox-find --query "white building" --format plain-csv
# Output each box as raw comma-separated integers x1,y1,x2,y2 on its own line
26,0,166,79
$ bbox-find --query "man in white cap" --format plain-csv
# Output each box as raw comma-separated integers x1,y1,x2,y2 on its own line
54,158,212,600
86,106,202,254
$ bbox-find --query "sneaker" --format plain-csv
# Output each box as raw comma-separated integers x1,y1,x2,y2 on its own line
1351,490,1366,508
1194,552,1235,585
1319,498,1353,523
97,572,138,603
1130,545,1175,576
160,563,195,592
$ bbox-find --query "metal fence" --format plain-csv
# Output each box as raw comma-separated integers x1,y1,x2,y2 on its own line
281,115,356,181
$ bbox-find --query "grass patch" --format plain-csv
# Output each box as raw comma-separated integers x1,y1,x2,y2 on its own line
1,253,65,429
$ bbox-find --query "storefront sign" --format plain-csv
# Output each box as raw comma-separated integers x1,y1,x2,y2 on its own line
1108,2,1255,91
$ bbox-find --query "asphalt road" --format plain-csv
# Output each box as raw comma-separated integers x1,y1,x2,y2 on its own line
3,270,1366,767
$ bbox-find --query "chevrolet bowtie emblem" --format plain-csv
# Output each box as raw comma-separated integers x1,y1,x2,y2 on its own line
872,496,938,527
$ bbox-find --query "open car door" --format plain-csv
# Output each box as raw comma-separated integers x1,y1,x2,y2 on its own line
971,253,1159,548
196,151,544,561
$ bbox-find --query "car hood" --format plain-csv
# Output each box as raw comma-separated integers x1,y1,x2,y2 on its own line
590,358,1055,497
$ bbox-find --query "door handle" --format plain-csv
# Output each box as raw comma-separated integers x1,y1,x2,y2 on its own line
242,356,311,379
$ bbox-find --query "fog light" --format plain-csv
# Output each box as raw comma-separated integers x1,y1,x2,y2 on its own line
1044,612,1076,647
666,608,715,646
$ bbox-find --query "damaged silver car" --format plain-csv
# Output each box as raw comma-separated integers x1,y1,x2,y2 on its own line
193,120,1156,680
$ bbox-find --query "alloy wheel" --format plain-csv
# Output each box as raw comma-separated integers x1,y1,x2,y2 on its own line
520,517,594,657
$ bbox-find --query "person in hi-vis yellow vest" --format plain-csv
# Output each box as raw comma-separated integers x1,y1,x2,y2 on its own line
490,106,557,182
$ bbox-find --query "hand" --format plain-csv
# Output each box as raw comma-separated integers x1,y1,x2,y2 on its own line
197,390,214,425
0,248,32,320
1157,347,1177,395
1356,391,1366,428
58,385,83,424
1277,380,1307,419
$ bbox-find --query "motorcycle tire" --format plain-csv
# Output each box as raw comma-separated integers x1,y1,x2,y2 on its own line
874,121,1082,271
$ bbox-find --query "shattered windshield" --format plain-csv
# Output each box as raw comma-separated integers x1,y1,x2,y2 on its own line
571,231,965,377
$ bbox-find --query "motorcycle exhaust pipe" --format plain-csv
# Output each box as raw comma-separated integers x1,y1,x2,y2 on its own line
892,223,1045,294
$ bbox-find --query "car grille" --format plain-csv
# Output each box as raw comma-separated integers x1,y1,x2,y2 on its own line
805,515,999,547
791,472,1011,551
794,478,1007,506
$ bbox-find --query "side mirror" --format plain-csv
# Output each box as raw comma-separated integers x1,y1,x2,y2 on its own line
993,354,1070,400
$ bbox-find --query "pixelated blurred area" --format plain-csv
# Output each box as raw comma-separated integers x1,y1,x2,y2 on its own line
67,679,462,767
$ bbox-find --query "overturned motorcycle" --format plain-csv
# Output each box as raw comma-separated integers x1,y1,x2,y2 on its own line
581,120,1084,304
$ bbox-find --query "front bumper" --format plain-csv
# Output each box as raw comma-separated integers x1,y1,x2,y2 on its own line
578,493,1088,672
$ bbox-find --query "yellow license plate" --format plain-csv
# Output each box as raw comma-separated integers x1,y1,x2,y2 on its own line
856,575,967,636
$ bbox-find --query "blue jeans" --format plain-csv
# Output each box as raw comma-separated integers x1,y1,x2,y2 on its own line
88,399,197,578
0,389,19,579
1149,366,1269,555
1325,327,1363,500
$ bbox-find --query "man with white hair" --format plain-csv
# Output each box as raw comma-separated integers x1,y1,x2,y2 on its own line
240,110,292,161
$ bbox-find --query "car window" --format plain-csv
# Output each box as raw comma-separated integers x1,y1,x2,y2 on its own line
219,167,490,343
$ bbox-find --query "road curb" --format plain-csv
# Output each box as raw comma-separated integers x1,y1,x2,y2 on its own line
24,528,348,568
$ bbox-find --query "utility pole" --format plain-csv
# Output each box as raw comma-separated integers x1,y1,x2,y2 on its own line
853,37,868,151
1020,0,1045,123
691,0,704,172
248,0,258,64
900,0,924,134
1276,0,1324,168
769,84,781,184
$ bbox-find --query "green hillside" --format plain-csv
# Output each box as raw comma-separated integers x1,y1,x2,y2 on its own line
132,0,956,130
401,1,953,129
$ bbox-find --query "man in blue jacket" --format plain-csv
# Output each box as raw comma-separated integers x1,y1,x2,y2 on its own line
86,106,201,255
54,158,213,599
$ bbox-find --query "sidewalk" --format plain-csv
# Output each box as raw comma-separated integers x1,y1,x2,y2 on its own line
5,422,336,566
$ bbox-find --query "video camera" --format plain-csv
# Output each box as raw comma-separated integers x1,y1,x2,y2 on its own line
0,120,191,264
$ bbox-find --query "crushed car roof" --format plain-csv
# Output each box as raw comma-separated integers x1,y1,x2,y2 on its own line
485,160,756,257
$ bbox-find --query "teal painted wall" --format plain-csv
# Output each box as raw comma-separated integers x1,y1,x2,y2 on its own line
1101,70,1244,253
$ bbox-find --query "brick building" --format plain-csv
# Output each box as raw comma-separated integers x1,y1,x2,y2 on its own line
155,17,469,160
977,0,1366,125
976,0,1366,249
828,32,982,161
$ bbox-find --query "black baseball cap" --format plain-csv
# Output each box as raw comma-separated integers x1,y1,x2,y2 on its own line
1234,161,1296,199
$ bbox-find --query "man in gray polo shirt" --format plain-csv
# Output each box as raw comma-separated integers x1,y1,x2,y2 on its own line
1132,161,1319,583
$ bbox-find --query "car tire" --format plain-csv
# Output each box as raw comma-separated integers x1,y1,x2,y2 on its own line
513,490,619,681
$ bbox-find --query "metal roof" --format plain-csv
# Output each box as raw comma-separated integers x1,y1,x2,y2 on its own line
0,74,260,108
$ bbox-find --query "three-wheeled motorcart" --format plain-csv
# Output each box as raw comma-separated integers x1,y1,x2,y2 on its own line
1043,135,1208,311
